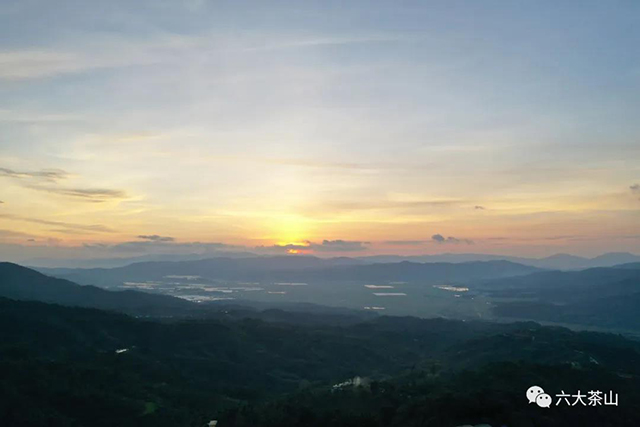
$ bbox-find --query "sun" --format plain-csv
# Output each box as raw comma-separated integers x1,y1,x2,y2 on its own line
270,214,311,245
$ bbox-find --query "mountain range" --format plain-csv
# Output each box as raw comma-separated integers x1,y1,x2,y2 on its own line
36,257,542,289
476,263,640,331
358,251,640,270
23,251,640,270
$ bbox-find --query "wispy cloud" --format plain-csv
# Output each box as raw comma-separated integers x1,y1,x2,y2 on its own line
0,165,127,202
137,234,175,242
0,167,68,182
26,185,128,202
0,213,114,233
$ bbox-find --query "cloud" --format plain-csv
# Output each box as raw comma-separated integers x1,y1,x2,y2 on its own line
431,234,446,243
0,167,68,182
0,165,127,202
431,234,474,245
137,234,175,242
0,213,114,233
26,185,128,202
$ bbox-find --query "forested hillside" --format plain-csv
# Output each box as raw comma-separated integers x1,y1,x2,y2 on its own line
1,297,639,426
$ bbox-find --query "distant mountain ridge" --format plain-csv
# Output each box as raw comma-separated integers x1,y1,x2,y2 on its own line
36,257,541,288
24,250,260,268
25,251,640,270
357,251,640,270
477,265,640,331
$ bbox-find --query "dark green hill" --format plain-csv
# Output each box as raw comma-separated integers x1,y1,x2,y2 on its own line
0,262,194,315
1,297,640,426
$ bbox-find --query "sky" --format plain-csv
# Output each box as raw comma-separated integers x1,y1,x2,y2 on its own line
1,0,639,262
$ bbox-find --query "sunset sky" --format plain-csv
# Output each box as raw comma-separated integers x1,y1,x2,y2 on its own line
1,1,639,262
